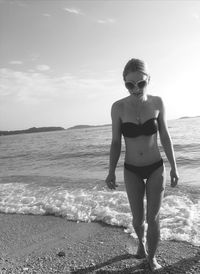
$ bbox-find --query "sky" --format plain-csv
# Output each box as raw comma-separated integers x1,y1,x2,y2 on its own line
1,0,200,130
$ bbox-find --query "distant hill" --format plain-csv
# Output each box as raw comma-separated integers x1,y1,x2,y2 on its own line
67,124,111,130
0,127,65,136
179,115,200,119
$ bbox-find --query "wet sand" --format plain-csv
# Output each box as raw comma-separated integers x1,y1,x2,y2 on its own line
0,213,199,273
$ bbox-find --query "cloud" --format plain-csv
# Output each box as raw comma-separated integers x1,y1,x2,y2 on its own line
63,7,116,26
9,60,23,65
192,13,200,21
9,0,27,7
29,53,40,62
96,18,116,24
64,7,84,16
0,69,52,103
42,13,51,17
36,65,50,71
0,68,119,105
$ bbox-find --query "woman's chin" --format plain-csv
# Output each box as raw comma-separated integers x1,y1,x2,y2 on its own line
131,93,145,98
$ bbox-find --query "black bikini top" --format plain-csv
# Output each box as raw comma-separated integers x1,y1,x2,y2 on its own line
121,118,159,138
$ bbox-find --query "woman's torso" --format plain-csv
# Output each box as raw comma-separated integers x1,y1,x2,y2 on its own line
119,95,162,166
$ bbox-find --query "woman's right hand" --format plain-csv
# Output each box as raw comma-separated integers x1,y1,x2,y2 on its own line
105,173,118,190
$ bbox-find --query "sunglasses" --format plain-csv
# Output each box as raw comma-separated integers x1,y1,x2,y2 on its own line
125,79,148,90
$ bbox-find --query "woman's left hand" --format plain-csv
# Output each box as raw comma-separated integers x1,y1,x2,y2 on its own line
170,168,179,187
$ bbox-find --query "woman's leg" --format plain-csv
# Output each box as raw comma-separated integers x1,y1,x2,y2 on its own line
146,164,166,270
124,168,147,258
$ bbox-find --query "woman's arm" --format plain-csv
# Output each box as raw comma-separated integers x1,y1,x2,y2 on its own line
157,97,179,187
106,101,122,189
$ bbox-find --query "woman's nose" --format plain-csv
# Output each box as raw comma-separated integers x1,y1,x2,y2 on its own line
134,87,140,92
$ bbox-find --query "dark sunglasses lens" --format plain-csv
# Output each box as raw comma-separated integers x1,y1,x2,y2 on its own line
125,82,135,90
138,80,147,89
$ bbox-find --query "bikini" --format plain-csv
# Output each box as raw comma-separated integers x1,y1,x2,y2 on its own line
121,118,163,180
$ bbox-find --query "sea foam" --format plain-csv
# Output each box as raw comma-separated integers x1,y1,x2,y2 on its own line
0,182,199,246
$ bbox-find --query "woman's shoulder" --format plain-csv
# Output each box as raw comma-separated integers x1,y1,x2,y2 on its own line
111,97,129,118
112,97,128,109
148,95,164,108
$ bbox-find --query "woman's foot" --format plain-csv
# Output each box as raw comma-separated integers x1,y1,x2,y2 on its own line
147,256,162,271
135,242,148,259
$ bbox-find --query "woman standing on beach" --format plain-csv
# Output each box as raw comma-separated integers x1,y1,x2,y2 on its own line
105,58,179,271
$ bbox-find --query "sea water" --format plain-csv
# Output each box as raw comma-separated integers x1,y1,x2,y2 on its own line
0,117,200,246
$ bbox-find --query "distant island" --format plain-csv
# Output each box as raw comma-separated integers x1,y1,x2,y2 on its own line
67,124,111,130
0,127,65,136
179,115,200,119
68,116,200,130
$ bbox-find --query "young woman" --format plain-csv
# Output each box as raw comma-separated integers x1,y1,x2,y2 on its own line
105,58,179,271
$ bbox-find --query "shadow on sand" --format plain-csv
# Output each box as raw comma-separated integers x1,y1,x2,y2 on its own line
71,250,200,274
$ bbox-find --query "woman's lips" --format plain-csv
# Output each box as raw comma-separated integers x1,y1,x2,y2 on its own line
132,92,143,97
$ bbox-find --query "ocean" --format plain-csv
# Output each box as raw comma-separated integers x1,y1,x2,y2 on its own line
0,117,200,246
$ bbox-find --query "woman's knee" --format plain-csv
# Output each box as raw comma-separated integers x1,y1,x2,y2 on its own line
132,217,145,228
146,213,160,226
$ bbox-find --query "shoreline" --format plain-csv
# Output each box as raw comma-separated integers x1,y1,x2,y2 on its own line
0,213,199,273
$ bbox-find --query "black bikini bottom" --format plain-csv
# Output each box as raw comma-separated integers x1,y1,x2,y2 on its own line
124,159,164,180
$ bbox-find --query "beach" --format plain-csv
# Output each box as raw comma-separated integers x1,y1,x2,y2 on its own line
1,119,200,273
0,213,199,274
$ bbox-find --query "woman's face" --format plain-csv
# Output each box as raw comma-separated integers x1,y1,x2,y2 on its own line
124,71,149,98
